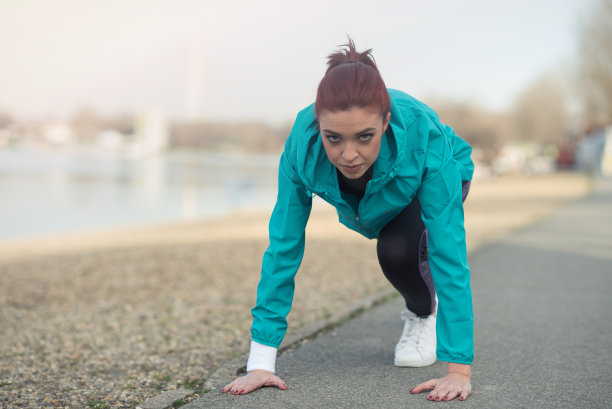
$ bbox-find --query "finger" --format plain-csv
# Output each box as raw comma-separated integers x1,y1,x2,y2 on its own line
242,384,254,394
242,382,263,394
428,389,443,402
264,376,288,390
410,378,438,394
428,384,450,402
229,383,245,395
442,388,460,401
221,381,235,393
429,391,447,402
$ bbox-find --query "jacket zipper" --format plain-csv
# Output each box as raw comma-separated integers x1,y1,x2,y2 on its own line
320,188,361,221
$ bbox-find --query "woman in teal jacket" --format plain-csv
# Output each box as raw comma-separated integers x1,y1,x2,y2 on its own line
223,39,474,402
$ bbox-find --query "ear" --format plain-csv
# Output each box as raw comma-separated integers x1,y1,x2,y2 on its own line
383,112,391,132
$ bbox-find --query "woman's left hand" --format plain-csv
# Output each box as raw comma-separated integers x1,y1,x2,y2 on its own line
410,363,472,402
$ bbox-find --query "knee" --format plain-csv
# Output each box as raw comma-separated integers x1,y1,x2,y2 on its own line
377,235,418,268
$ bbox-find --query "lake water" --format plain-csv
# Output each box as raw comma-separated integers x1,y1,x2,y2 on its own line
0,146,280,240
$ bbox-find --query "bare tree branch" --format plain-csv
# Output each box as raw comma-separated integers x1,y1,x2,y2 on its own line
577,0,612,122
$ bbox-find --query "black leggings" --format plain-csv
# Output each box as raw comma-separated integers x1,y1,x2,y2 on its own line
376,181,471,317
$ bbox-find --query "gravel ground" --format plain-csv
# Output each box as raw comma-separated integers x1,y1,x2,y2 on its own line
0,172,591,408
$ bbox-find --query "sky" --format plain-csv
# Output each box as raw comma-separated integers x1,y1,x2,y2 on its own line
0,0,598,124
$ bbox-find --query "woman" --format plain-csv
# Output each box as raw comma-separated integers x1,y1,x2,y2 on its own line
222,39,474,402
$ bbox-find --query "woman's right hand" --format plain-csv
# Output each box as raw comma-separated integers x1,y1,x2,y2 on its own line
221,369,288,395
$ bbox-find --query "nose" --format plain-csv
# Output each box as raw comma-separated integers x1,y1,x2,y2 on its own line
342,142,358,162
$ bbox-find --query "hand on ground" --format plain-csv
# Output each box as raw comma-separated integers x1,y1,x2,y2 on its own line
410,372,471,402
221,369,287,395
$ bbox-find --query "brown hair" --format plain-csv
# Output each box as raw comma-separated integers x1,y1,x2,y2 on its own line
315,37,390,120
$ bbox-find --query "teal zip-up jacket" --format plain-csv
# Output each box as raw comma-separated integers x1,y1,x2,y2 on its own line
251,89,475,364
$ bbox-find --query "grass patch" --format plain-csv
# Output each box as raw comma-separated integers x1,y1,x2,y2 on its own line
172,399,189,408
180,378,202,390
87,400,108,409
154,373,172,382
0,381,12,387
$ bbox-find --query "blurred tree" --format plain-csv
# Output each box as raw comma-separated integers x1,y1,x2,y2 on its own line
577,0,612,123
512,76,568,143
104,112,135,135
70,105,102,142
169,120,287,152
432,100,510,163
0,111,14,128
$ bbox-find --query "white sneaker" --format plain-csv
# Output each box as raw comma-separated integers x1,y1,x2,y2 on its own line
394,309,437,367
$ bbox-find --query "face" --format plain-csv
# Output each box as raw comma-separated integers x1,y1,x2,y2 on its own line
319,107,391,179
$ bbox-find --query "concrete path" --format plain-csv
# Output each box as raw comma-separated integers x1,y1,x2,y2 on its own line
184,176,612,409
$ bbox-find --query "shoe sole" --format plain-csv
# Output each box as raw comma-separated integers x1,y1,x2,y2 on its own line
393,356,437,367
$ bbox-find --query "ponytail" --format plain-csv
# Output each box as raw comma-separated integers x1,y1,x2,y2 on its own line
324,38,380,74
315,37,390,120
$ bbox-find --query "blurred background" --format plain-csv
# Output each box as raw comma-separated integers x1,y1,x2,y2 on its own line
1,0,611,240
1,2,611,407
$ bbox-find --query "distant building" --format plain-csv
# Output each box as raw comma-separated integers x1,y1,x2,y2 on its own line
576,126,611,176
0,128,11,146
44,123,74,145
603,127,612,176
492,144,527,175
492,142,555,176
97,129,126,150
131,110,169,156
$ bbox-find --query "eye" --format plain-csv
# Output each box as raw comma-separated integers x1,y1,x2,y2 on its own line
359,133,374,142
325,135,340,143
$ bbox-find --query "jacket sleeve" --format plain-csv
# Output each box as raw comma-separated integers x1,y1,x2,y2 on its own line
417,126,474,364
442,123,474,182
250,147,313,348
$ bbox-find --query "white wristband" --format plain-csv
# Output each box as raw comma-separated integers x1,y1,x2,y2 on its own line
246,340,278,373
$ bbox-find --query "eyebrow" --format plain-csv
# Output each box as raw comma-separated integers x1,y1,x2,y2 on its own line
322,127,376,136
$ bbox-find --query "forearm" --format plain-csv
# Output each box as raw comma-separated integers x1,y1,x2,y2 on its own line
419,158,474,363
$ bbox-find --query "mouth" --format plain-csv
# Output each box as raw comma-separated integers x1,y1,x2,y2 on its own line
341,164,363,173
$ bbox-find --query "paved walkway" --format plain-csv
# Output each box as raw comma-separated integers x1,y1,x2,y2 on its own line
184,176,612,408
